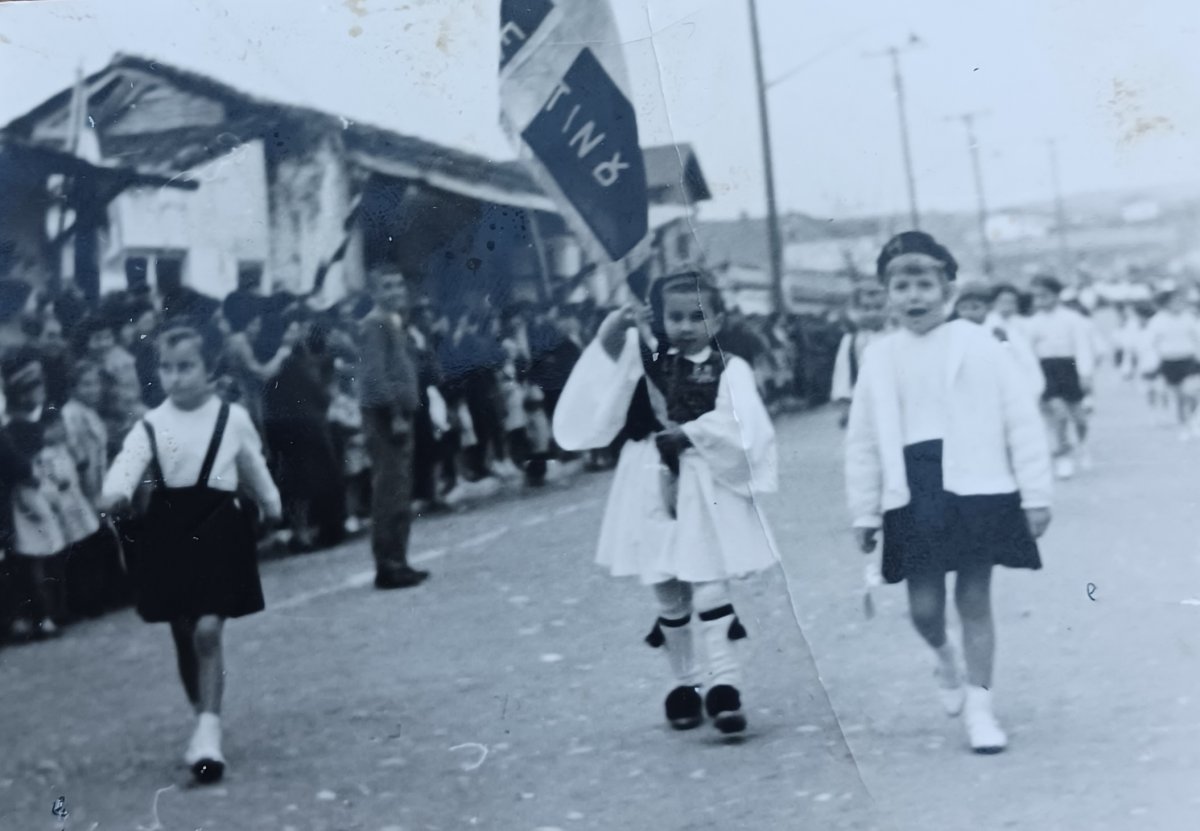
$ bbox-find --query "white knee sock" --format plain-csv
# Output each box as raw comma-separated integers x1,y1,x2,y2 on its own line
694,581,746,689
649,580,697,686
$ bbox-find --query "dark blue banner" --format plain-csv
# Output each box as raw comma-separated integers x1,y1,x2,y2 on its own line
521,48,648,261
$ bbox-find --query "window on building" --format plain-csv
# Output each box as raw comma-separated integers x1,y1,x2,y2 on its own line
156,254,185,295
237,261,264,292
125,256,149,289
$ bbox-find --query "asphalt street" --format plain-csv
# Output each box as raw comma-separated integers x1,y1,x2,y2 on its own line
2,371,1197,830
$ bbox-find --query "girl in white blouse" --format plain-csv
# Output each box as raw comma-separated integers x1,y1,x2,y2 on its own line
100,323,281,785
846,232,1052,755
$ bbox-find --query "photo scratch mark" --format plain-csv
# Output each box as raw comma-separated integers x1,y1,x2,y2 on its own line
135,785,176,831
450,742,489,771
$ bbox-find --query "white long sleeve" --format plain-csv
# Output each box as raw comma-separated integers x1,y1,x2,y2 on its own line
552,328,643,451
103,397,281,517
680,356,777,494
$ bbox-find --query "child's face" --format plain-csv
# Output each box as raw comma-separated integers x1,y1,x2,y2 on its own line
993,290,1019,318
956,297,990,325
884,253,951,335
1032,286,1058,313
158,337,212,410
74,368,103,410
87,328,115,356
856,283,888,329
373,273,409,316
661,288,721,356
39,319,67,356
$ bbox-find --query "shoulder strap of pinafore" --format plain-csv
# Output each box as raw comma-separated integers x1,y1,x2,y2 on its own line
196,401,231,487
141,420,164,489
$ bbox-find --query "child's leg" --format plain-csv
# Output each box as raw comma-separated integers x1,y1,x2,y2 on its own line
953,563,1006,752
905,572,949,649
953,564,995,689
648,579,702,730
907,570,966,715
192,615,226,716
648,579,697,684
170,619,201,710
182,615,228,780
693,580,749,733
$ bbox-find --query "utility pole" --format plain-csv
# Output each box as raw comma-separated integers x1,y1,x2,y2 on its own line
947,111,993,277
747,0,786,315
1046,139,1072,281
866,36,923,230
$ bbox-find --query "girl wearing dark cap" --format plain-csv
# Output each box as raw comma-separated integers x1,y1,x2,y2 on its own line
846,232,1053,754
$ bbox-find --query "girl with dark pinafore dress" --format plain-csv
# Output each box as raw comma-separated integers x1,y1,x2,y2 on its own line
845,232,1053,755
99,322,281,785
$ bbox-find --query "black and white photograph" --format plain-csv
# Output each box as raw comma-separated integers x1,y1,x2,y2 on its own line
1,1,1199,828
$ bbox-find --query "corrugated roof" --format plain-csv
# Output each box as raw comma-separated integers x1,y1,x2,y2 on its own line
5,53,543,202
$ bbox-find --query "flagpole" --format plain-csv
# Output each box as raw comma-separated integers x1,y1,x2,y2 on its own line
747,0,786,315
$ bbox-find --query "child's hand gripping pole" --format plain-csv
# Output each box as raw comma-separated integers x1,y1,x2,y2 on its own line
654,427,691,520
855,527,882,620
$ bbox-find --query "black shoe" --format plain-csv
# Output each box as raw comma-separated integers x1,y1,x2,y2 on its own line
664,685,703,730
704,684,747,735
191,758,225,784
374,569,427,590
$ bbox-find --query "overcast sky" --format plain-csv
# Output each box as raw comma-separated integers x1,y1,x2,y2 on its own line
1,0,1197,221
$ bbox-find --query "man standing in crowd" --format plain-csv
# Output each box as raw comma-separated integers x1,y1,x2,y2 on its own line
358,269,429,590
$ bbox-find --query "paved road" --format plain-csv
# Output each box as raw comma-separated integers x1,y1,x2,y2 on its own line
2,371,1197,830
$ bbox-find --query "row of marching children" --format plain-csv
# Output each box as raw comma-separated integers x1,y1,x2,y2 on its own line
833,262,1101,481
1113,286,1200,440
553,231,1065,757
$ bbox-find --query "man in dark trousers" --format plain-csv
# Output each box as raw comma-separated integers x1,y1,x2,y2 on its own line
359,269,429,590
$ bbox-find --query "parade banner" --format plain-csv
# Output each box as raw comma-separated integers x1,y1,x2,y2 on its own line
498,0,649,268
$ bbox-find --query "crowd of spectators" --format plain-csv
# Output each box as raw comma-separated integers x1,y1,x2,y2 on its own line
0,271,848,645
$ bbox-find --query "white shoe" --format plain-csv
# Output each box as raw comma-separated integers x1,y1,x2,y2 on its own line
934,653,965,717
442,483,467,505
964,686,1007,754
1053,457,1075,480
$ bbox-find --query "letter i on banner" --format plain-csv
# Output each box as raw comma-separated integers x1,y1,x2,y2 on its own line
498,0,650,280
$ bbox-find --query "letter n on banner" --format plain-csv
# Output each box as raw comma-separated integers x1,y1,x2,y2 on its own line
521,48,648,262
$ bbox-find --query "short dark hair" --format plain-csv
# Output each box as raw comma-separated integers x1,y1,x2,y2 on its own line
1030,274,1064,295
954,282,995,306
992,282,1020,301
155,321,224,375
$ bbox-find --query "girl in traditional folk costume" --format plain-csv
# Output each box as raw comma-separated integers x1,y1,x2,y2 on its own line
99,322,282,784
554,269,778,735
846,232,1053,754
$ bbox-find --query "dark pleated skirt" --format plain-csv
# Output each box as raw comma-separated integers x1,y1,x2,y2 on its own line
120,486,263,622
881,440,1041,585
1040,358,1085,403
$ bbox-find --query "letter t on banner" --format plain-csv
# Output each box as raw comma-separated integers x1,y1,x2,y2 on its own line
498,0,650,276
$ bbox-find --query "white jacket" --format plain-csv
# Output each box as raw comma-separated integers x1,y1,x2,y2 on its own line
845,320,1052,529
